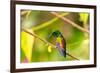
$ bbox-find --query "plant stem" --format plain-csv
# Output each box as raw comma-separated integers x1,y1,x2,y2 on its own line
32,13,69,31
21,11,29,15
26,11,31,19
67,52,79,60
22,28,56,48
50,12,89,34
22,28,80,60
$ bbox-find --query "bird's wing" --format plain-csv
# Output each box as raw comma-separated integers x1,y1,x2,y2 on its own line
61,35,66,50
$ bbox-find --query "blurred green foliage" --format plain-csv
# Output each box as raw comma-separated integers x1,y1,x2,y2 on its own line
20,10,89,63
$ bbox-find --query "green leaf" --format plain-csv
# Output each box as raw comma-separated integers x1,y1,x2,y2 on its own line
79,13,89,24
21,29,35,62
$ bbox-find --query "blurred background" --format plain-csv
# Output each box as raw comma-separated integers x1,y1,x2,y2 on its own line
20,10,89,63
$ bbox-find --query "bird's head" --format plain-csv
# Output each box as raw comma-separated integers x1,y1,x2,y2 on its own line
52,30,62,37
48,30,62,39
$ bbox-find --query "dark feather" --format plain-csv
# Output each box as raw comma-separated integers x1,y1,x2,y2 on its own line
61,35,66,50
56,42,66,58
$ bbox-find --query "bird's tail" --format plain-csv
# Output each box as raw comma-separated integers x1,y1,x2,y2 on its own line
56,43,66,58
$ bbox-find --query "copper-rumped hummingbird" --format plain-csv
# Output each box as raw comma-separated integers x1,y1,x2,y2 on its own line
49,30,66,57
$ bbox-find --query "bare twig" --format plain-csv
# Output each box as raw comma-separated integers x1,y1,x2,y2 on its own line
32,13,69,31
22,28,80,60
22,28,56,49
67,52,79,60
50,12,89,34
26,11,31,19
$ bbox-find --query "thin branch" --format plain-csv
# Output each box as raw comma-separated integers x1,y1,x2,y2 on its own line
67,41,81,47
22,28,56,49
50,12,89,34
32,13,69,31
67,52,79,60
22,28,80,60
21,11,29,15
26,11,31,19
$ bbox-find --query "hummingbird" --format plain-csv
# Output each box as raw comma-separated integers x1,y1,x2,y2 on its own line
49,30,66,58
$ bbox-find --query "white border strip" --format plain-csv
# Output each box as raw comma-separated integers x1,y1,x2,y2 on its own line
16,4,94,69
